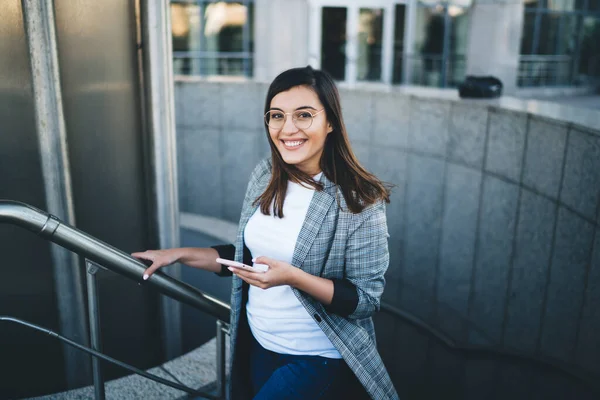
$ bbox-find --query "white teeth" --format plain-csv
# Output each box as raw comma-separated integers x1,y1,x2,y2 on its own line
283,140,305,147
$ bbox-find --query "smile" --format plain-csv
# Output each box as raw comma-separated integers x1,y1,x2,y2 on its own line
281,139,307,149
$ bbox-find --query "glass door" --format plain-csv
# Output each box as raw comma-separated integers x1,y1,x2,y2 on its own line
309,0,407,85
320,7,348,81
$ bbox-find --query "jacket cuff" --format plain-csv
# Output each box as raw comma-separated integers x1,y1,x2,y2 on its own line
211,244,235,277
326,279,359,317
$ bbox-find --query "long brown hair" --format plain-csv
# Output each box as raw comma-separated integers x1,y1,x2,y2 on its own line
255,66,391,218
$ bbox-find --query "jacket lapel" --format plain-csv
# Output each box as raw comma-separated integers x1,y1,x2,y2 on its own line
237,166,338,275
291,173,336,273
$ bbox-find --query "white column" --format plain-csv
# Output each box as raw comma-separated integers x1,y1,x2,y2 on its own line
345,5,359,85
254,0,310,82
403,0,417,84
465,0,524,94
308,3,322,68
382,4,395,84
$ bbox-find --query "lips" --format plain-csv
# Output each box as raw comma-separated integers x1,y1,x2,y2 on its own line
281,139,307,150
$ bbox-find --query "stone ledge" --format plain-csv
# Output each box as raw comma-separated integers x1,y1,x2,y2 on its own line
174,76,600,133
29,338,230,400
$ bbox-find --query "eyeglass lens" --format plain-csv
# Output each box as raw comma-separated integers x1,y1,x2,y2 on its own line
265,110,314,129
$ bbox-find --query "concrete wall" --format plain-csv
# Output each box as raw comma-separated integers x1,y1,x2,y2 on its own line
175,79,600,397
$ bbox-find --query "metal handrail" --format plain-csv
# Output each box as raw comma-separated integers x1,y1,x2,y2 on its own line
0,316,220,400
0,200,230,322
0,199,231,399
379,302,600,396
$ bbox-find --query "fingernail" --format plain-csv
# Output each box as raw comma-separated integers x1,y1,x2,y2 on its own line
143,274,149,281
228,267,233,271
252,258,256,262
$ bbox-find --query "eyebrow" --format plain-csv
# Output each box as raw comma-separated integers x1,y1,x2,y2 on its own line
269,105,318,112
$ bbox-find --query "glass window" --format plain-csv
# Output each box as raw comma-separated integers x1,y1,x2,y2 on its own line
448,5,470,86
412,1,470,87
537,12,561,55
392,5,406,84
520,11,537,54
447,0,472,6
546,0,577,11
588,0,600,11
171,2,202,74
519,0,598,86
321,7,347,81
557,15,579,55
524,0,541,9
578,17,600,76
413,6,446,86
356,8,384,82
171,1,254,77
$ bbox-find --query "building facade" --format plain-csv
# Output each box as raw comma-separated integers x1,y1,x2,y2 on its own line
170,0,600,94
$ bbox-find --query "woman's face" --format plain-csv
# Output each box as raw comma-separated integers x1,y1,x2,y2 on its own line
267,86,332,176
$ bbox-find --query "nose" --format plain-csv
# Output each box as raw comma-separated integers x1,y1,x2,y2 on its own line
281,113,298,135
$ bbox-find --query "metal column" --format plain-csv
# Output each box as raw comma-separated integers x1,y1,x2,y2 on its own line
86,260,106,400
21,0,90,388
140,0,183,360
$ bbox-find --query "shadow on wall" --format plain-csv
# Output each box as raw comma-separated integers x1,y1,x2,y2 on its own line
175,79,600,399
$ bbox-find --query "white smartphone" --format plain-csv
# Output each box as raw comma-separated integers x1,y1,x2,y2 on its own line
216,257,269,273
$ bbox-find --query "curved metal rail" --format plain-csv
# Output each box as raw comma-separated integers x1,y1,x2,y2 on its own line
0,200,230,322
0,316,219,399
379,302,600,396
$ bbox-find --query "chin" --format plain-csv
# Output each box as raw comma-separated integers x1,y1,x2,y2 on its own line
278,151,305,166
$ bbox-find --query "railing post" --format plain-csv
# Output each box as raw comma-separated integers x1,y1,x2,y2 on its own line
216,320,228,399
86,259,106,400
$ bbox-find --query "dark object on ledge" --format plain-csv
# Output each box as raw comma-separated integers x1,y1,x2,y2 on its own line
458,75,503,98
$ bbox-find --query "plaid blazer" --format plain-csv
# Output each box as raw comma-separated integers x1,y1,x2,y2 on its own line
226,158,399,400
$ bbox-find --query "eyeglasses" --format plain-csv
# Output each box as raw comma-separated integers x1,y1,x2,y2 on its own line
264,109,325,130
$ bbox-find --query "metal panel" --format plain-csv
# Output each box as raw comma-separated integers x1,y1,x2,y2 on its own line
0,2,63,398
52,0,162,381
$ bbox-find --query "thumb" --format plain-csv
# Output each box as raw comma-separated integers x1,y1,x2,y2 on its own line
253,256,275,266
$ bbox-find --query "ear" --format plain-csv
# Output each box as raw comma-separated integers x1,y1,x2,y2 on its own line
326,122,333,134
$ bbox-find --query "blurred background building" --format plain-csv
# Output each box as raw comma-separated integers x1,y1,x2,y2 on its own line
169,0,600,94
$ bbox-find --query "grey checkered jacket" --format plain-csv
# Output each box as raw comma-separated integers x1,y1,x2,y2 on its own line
226,158,399,400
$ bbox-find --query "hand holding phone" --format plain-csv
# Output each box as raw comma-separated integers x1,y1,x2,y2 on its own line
216,258,269,273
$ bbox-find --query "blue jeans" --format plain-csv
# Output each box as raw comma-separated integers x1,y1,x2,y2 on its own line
249,334,364,399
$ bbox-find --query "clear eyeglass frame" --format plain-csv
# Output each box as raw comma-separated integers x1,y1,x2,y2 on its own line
264,109,325,130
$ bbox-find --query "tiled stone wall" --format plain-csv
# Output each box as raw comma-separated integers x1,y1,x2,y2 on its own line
174,80,600,390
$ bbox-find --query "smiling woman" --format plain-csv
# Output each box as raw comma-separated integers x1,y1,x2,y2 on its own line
266,86,332,176
133,66,398,400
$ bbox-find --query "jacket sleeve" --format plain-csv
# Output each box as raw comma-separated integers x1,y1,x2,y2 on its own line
211,244,235,277
334,204,390,320
210,159,270,277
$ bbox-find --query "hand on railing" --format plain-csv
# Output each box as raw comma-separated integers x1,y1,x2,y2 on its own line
132,247,224,280
132,249,181,281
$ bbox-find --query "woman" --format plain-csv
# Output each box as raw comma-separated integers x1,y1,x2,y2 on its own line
133,66,399,400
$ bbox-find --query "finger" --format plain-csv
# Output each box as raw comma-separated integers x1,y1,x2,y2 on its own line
229,267,264,281
254,256,274,266
131,251,150,259
143,262,164,280
232,271,265,289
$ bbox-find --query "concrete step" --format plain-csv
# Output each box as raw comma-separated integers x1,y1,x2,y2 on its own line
28,337,230,400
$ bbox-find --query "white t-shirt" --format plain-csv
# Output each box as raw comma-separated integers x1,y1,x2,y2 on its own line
244,174,341,359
